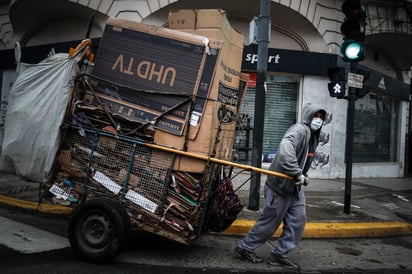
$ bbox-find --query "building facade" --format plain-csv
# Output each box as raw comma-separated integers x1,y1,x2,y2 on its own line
1,0,411,179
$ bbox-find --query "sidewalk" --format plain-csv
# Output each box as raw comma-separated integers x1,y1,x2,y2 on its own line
229,168,412,238
1,170,412,238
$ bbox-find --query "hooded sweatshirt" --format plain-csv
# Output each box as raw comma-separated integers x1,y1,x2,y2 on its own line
265,103,327,196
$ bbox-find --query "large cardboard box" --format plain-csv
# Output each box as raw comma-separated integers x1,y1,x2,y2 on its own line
90,18,223,136
153,10,246,172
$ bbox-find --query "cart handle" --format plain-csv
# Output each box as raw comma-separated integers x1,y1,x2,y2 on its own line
65,124,293,180
144,142,293,180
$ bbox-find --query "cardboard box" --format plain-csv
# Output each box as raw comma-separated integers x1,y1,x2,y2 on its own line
168,9,244,99
168,9,242,39
157,73,249,172
153,10,246,172
87,15,247,172
91,17,223,136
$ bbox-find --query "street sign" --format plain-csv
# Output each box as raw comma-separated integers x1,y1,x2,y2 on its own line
348,72,364,89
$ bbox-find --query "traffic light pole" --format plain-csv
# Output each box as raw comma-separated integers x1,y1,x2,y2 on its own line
344,61,357,214
338,0,367,214
249,0,270,211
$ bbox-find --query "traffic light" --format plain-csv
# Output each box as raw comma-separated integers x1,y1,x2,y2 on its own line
328,67,346,98
328,82,345,98
340,0,367,62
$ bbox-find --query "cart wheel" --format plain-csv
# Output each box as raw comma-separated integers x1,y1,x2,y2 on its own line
68,198,131,262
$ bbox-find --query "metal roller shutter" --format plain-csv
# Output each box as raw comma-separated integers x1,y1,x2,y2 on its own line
237,75,299,163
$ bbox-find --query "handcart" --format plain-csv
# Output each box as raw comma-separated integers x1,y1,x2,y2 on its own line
46,73,292,263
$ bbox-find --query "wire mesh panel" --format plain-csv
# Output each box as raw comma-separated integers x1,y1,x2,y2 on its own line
51,126,169,219
50,125,213,244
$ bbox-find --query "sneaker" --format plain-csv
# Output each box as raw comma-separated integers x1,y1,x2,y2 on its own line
268,253,300,269
234,246,263,263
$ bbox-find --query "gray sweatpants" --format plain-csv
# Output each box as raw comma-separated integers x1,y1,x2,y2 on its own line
238,184,306,258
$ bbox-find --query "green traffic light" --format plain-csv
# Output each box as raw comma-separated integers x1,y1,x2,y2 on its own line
340,39,365,62
345,43,361,58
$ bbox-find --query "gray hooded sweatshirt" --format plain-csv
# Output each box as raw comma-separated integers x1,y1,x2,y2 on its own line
265,103,327,196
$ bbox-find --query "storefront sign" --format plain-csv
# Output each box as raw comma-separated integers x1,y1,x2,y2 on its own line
242,45,410,101
242,45,337,76
360,65,410,101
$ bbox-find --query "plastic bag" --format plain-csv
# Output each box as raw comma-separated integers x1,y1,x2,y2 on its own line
206,176,243,232
0,41,90,182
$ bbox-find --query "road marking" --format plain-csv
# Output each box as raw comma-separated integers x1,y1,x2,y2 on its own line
331,200,360,208
0,216,69,253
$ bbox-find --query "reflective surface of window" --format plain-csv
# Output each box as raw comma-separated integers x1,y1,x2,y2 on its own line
354,92,398,163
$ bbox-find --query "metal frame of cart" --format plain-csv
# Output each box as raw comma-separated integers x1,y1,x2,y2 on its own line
47,73,291,263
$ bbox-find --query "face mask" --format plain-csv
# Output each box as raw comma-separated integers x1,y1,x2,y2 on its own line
310,117,323,131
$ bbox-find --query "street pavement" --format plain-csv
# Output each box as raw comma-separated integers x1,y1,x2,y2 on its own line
0,215,69,253
1,168,412,239
2,211,411,273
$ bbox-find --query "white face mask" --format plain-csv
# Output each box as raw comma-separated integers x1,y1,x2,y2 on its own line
310,117,323,131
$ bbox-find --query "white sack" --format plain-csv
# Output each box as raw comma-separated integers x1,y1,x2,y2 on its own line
0,44,87,182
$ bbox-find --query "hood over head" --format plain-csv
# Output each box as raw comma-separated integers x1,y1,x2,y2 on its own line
302,103,327,126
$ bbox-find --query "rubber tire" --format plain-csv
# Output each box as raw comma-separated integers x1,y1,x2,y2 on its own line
68,198,131,263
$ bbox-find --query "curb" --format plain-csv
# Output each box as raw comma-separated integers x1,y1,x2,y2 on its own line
0,195,72,215
1,195,412,238
223,219,412,238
